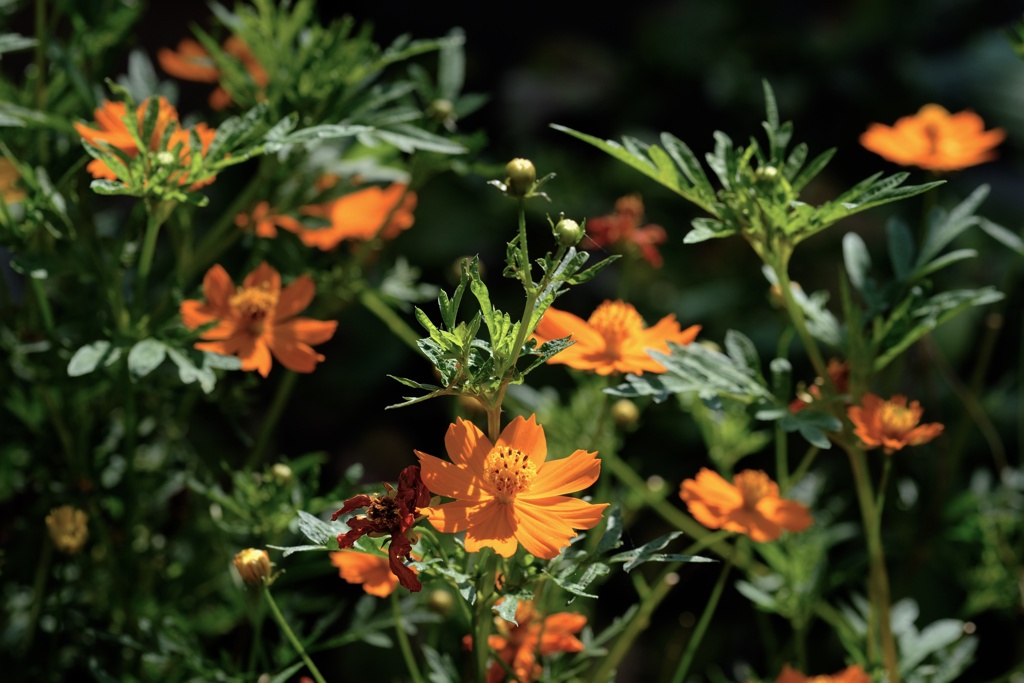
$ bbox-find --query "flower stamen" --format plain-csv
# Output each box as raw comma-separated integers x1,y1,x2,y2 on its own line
484,446,538,502
587,301,645,358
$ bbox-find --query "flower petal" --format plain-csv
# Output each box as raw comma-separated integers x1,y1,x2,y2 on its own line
497,414,547,463
444,417,492,478
274,317,338,347
756,498,813,536
532,306,606,357
511,501,577,559
243,261,281,292
416,450,491,500
202,264,236,310
275,274,316,320
462,502,519,557
523,449,600,498
422,498,494,533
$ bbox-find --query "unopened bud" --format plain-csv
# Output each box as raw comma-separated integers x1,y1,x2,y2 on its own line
553,218,583,247
611,399,640,429
271,463,293,486
427,99,454,122
504,158,536,198
427,589,455,616
234,548,272,586
46,505,89,555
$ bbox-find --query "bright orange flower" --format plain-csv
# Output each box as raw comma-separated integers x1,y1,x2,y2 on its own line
860,104,1005,172
776,664,870,683
416,415,608,559
680,468,812,543
293,184,417,250
467,600,586,683
235,201,304,238
180,262,337,377
158,36,268,111
532,300,700,376
585,193,668,267
0,158,26,203
329,550,407,598
847,393,943,455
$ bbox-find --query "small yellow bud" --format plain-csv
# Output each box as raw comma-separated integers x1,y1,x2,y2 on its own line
427,98,455,122
553,218,583,247
504,158,536,198
234,548,272,586
427,589,455,616
611,399,640,429
46,505,89,555
271,463,293,486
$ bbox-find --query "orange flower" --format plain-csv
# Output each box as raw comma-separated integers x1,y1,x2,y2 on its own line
158,36,268,111
0,158,26,203
180,262,337,377
776,664,870,683
329,550,408,598
416,415,608,559
235,201,304,238
860,104,1005,172
789,358,849,413
469,600,586,683
679,468,812,543
532,300,700,376
585,194,668,267
293,184,417,250
847,393,943,454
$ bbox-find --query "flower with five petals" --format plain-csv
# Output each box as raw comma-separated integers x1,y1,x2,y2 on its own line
847,393,943,455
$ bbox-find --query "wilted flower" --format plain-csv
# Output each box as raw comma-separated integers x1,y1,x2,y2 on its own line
847,393,943,454
234,548,271,586
860,104,1005,172
584,194,668,267
45,505,89,554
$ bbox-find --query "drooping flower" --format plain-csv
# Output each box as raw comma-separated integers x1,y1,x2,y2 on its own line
233,548,272,586
465,600,586,683
45,505,89,554
679,468,812,543
292,184,417,250
532,300,700,376
329,550,408,598
180,262,337,377
584,193,668,267
789,358,850,413
417,415,608,559
74,97,216,188
330,465,431,593
0,158,26,203
776,664,870,683
860,104,1005,172
235,201,304,238
847,393,943,455
158,36,268,110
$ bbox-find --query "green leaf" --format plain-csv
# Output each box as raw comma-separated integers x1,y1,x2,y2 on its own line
165,347,216,393
915,185,988,268
266,543,331,557
609,531,715,572
899,619,967,675
367,124,467,154
977,217,1024,257
911,248,978,280
127,339,167,379
68,341,121,377
295,510,339,546
89,179,136,197
887,218,916,280
842,232,872,294
547,562,609,599
492,596,518,625
723,329,763,384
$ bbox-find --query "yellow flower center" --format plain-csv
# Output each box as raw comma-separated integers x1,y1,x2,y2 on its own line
484,446,538,503
587,301,644,358
733,470,773,510
880,402,917,437
230,281,278,334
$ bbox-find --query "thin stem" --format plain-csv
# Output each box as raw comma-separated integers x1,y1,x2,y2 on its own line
30,277,55,338
22,539,53,653
775,423,789,492
248,370,299,469
360,288,424,356
34,0,48,163
135,200,173,318
774,252,829,381
669,558,733,683
391,591,426,683
263,587,327,683
472,552,497,683
783,446,820,495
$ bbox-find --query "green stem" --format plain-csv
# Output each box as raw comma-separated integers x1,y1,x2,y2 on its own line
472,552,497,683
248,370,299,469
391,591,426,683
359,288,424,356
774,252,828,381
775,423,789,492
22,538,53,653
30,277,55,338
34,0,48,163
135,200,173,318
669,558,733,683
783,446,819,495
263,587,327,683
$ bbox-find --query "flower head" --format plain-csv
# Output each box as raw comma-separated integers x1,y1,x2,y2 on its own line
776,664,870,683
45,505,89,554
847,393,943,455
329,550,409,598
860,104,1005,172
584,194,668,267
292,184,417,250
532,300,700,376
180,262,337,377
233,548,271,586
235,201,304,238
790,358,850,413
471,600,586,683
680,468,812,543
417,415,608,559
158,36,268,110
0,158,26,203
331,465,431,593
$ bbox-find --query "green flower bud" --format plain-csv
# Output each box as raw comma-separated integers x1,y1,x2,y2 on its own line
271,463,293,486
553,218,583,246
505,158,536,198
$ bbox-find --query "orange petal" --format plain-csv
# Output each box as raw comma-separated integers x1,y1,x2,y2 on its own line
416,451,491,501
532,306,605,351
202,264,236,309
274,318,337,346
243,261,281,292
510,501,577,559
422,498,494,533
444,418,492,479
157,39,220,83
329,550,400,598
275,274,316,320
496,414,547,464
462,502,519,557
538,613,587,653
757,498,813,536
519,496,608,530
524,449,600,498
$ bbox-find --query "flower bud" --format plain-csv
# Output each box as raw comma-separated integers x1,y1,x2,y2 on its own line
553,218,583,247
427,589,455,616
45,505,89,555
271,463,293,486
504,158,536,198
427,98,455,123
611,399,640,429
234,548,271,586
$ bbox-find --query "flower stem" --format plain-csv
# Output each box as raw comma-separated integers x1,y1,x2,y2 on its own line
783,445,819,495
263,586,327,683
136,200,174,318
669,557,733,683
248,370,299,469
473,553,497,683
391,591,426,683
29,277,55,338
360,288,424,356
774,252,828,381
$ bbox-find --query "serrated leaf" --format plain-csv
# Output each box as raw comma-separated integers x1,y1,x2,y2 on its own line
915,185,989,268
295,510,338,546
266,543,330,557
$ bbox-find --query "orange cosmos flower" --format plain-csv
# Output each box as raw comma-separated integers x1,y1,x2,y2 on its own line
680,468,812,543
180,262,337,377
468,600,586,683
416,415,608,559
585,193,668,268
292,184,417,250
860,104,1005,172
329,550,409,598
158,36,268,110
776,664,870,683
235,201,304,239
847,392,943,455
532,300,700,376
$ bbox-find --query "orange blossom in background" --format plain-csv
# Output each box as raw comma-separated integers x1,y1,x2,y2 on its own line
294,184,417,250
584,193,668,268
847,393,943,455
416,415,608,559
329,550,406,598
158,36,268,110
776,664,870,683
